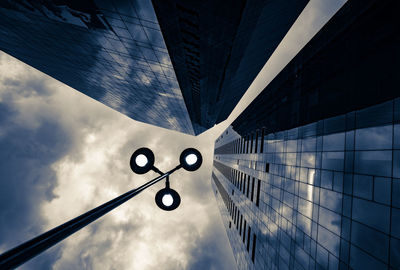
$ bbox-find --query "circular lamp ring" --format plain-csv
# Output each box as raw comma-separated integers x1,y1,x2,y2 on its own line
179,148,202,171
155,188,181,211
130,148,155,174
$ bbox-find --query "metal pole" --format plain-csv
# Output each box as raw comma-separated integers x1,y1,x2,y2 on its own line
0,165,181,269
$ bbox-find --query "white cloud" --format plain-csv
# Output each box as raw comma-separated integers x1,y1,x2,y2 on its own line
0,51,235,270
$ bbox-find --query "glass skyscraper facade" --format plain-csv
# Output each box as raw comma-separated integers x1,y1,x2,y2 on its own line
211,0,400,269
0,0,194,134
213,99,400,269
152,0,308,134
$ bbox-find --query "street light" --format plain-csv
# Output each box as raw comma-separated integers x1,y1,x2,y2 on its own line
0,147,202,269
179,148,202,171
129,147,155,174
129,147,202,211
154,177,181,211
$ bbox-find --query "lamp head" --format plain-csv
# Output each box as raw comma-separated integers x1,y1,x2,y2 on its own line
130,148,155,174
155,187,181,211
179,148,202,171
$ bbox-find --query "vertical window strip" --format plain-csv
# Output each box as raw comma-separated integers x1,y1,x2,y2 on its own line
255,131,258,153
235,172,237,188
251,177,255,201
256,179,261,207
236,210,240,230
243,174,246,195
251,233,256,262
243,220,246,243
239,215,243,235
247,226,251,251
246,175,250,198
235,171,238,188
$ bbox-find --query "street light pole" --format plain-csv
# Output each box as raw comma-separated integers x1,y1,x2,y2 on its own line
0,166,179,269
0,147,202,269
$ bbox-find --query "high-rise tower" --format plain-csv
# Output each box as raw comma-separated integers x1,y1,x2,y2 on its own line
151,0,309,134
0,0,194,134
211,0,400,269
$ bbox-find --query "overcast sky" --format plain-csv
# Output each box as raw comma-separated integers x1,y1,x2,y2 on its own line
0,1,346,269
0,51,237,270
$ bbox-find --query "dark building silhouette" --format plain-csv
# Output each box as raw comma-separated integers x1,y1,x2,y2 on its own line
152,0,308,134
212,0,400,269
232,0,400,137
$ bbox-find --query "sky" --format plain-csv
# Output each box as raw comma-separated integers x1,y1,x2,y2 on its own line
0,1,346,269
0,51,236,270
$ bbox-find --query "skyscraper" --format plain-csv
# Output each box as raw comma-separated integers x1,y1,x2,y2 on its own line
0,0,194,134
212,0,400,269
152,0,308,134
